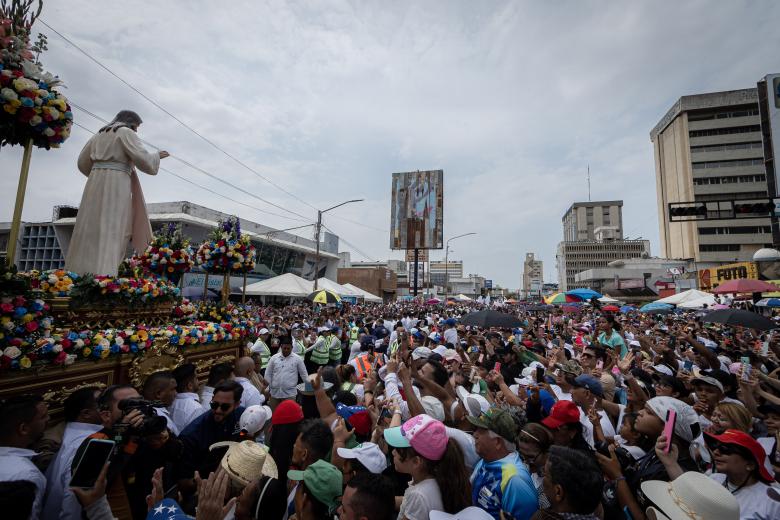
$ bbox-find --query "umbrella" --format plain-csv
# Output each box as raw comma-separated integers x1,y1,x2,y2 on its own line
702,309,777,331
640,302,673,312
602,305,620,312
566,288,603,300
307,289,341,304
461,310,523,328
620,305,636,313
711,279,779,294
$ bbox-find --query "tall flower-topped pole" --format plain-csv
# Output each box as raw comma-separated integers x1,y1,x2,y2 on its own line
195,216,256,305
1,0,73,264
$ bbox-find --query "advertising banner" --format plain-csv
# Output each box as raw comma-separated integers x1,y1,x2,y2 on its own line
390,170,444,250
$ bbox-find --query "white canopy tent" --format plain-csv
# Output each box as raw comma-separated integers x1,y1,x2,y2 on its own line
341,283,383,303
656,289,713,306
243,272,313,297
316,277,363,298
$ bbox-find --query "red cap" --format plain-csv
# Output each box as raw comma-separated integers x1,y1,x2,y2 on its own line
704,429,774,482
347,410,371,436
541,400,581,430
272,400,304,425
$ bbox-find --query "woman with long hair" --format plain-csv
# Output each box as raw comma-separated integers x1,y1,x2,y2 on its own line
384,414,471,519
66,110,169,276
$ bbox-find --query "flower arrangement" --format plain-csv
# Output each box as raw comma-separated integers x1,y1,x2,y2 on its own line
32,269,79,296
68,273,182,308
0,319,252,372
138,223,194,283
195,216,256,274
0,2,72,149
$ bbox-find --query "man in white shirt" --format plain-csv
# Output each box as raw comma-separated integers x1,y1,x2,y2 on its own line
265,337,308,409
234,356,266,408
142,371,180,435
170,364,204,433
0,394,50,519
42,387,103,520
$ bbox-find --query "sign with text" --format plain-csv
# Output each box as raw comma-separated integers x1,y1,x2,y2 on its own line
698,261,758,290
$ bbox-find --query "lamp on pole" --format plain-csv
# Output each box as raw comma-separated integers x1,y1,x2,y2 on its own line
313,199,364,290
444,232,476,300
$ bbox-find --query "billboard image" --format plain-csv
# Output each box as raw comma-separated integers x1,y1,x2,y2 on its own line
390,170,444,250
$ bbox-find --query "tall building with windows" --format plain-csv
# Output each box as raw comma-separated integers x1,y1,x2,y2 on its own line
651,88,771,262
522,253,543,298
562,201,623,241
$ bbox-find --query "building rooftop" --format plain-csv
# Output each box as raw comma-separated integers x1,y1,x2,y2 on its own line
650,88,758,141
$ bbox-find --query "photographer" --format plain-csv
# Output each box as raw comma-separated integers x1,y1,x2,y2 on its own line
69,384,181,519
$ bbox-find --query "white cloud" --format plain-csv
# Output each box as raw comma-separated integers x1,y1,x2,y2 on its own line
2,0,779,288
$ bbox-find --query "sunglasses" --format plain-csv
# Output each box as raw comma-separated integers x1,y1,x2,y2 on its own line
210,401,232,412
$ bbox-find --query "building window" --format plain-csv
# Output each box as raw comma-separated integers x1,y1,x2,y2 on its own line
688,125,761,138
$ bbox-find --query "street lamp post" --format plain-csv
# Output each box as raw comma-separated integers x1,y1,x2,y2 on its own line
313,199,364,290
444,232,476,301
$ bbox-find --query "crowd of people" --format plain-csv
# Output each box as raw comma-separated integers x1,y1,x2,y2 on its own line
2,300,780,520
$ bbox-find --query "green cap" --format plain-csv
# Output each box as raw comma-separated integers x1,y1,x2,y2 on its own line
467,407,518,442
287,459,342,511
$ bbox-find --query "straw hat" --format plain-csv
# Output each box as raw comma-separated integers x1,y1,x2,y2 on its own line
641,471,739,520
209,440,278,485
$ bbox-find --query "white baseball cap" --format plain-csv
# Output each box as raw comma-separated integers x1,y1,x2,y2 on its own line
239,405,272,436
336,442,388,474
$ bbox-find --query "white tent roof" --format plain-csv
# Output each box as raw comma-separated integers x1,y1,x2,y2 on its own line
316,278,362,297
342,283,383,302
243,273,313,297
656,289,712,305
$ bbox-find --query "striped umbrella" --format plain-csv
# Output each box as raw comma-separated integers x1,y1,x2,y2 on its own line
307,289,341,304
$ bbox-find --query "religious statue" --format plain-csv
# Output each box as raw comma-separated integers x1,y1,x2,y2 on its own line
65,110,169,276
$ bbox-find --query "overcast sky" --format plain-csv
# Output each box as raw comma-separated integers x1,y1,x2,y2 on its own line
1,1,778,289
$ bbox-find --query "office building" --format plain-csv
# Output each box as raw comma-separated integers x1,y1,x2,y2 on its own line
1,202,341,287
651,88,772,262
522,253,544,298
557,238,651,291
562,201,623,241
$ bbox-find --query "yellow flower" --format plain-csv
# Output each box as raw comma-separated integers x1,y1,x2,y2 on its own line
20,357,31,369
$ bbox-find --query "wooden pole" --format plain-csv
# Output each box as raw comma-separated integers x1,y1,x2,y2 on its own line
203,272,209,300
7,139,33,266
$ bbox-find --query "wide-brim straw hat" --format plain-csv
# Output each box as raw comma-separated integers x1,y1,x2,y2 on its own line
209,440,278,485
640,471,738,520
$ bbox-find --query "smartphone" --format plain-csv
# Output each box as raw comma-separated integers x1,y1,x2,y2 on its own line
741,356,752,382
596,359,604,371
70,439,115,488
663,409,677,453
535,366,545,384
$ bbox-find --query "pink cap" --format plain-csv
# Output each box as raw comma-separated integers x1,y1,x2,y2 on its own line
402,414,448,461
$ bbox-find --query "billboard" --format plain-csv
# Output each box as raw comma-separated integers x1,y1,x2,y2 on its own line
390,170,444,250
698,261,758,290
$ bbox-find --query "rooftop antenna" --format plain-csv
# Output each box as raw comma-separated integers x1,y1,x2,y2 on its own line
587,164,591,202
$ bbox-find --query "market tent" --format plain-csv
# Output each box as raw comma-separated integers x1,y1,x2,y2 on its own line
656,289,713,306
341,283,383,303
243,273,313,297
316,278,363,298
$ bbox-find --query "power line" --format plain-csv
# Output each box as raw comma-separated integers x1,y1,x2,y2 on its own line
40,18,320,213
71,121,309,223
70,103,312,221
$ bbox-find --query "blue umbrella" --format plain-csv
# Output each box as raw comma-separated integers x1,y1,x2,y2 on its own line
640,301,673,312
566,288,603,300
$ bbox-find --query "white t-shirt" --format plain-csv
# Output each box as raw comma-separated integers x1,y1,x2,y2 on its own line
708,473,780,520
398,478,443,520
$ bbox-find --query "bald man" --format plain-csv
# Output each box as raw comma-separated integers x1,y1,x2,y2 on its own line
233,357,266,408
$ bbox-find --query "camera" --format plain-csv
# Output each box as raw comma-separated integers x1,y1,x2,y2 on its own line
117,398,168,437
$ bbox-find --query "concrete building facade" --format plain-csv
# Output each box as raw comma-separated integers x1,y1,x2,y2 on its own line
651,88,772,263
557,239,651,291
562,201,624,241
522,253,544,298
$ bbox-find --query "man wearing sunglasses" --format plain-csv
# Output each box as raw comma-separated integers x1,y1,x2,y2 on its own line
177,380,245,495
